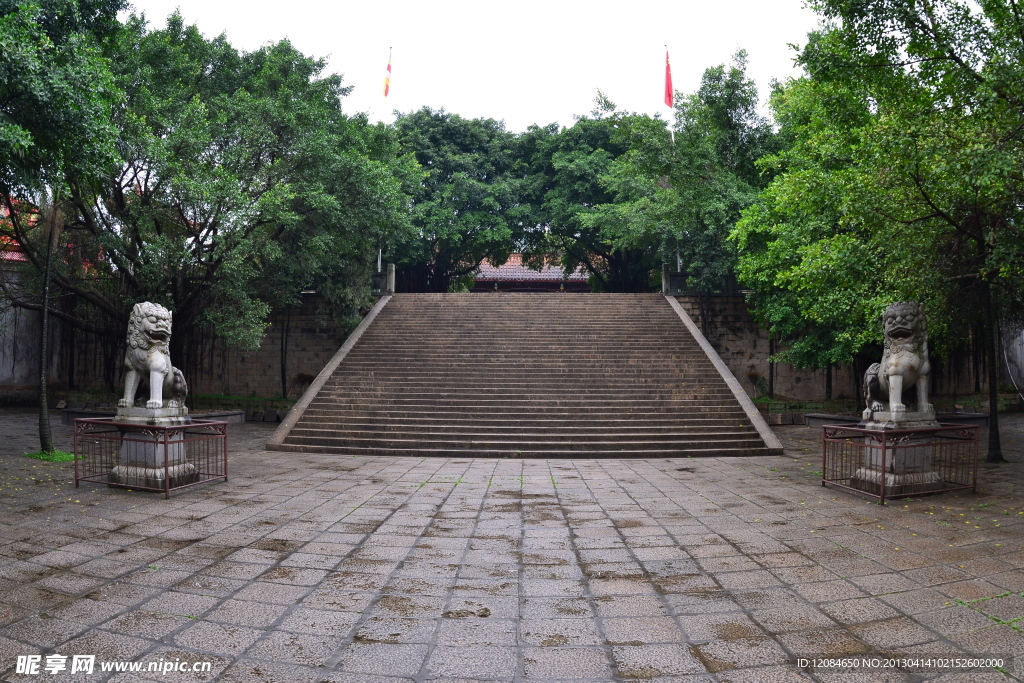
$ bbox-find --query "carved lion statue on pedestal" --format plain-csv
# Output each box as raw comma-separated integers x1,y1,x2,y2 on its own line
118,302,188,410
862,301,932,419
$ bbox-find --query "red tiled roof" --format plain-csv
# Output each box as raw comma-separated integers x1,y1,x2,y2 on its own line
0,236,27,263
475,254,587,282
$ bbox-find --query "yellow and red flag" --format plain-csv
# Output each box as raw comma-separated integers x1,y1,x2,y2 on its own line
664,48,673,108
384,48,392,97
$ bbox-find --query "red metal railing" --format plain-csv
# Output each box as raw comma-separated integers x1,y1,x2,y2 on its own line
74,418,228,499
822,423,978,504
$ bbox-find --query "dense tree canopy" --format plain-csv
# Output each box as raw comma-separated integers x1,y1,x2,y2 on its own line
2,8,416,374
579,54,776,297
0,0,123,189
732,0,1024,458
518,95,659,292
391,108,525,293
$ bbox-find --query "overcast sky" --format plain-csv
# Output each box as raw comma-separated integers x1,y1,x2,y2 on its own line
124,1,822,132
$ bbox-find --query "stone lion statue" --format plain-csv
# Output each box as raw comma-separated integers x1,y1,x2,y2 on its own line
862,301,932,419
118,302,188,410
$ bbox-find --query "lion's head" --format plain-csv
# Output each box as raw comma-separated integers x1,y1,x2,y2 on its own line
127,302,173,349
883,301,926,349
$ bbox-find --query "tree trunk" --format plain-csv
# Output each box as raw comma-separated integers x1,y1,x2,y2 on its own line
280,309,291,398
38,206,59,453
825,363,832,401
973,325,982,394
983,281,1005,463
768,335,775,399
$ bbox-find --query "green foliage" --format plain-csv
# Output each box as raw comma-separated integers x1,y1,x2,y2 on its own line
25,448,74,461
733,1,1024,369
391,107,524,292
0,0,123,188
520,96,659,292
5,12,415,367
589,54,776,295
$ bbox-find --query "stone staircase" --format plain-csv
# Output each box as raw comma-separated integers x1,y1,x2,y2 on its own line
268,293,781,457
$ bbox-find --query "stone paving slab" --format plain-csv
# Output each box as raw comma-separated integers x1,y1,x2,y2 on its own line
0,407,1022,681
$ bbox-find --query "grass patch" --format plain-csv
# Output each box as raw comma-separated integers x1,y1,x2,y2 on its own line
24,449,75,462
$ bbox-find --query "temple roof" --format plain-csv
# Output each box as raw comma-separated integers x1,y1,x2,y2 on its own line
474,254,587,282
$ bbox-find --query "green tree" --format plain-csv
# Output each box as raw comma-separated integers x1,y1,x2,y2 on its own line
4,13,415,382
0,0,124,451
519,95,660,292
582,54,776,305
391,107,525,292
733,1,1024,460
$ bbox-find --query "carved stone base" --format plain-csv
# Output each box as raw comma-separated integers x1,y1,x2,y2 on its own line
850,423,946,497
861,410,938,431
109,463,198,489
850,467,943,496
110,411,194,490
115,406,189,424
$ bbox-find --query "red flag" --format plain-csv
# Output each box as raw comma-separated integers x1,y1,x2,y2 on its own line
664,49,673,108
384,48,392,97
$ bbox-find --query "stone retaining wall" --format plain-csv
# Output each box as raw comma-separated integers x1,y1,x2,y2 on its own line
0,292,1000,404
674,295,983,403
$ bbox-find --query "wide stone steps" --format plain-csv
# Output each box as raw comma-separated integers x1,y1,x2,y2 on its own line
269,293,781,457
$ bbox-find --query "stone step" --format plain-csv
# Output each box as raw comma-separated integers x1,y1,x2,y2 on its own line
272,444,775,458
282,434,769,452
300,405,750,417
304,398,744,410
311,387,735,397
289,421,755,434
288,427,759,443
291,415,749,428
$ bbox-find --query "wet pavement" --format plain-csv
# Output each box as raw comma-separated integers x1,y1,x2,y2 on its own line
1,407,1023,682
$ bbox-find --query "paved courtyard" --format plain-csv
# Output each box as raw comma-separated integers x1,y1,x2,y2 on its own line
1,407,1023,682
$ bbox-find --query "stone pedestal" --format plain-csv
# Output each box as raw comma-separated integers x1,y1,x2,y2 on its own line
851,411,943,496
109,407,198,490
860,410,938,430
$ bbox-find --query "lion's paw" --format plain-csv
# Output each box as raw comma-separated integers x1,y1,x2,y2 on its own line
146,400,162,409
892,403,906,413
118,398,131,408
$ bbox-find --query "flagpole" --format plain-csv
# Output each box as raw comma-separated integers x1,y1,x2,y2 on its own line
383,46,392,121
665,45,675,145
379,47,390,275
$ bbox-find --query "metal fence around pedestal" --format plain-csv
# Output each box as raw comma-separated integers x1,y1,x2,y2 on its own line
74,418,228,498
822,423,979,504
